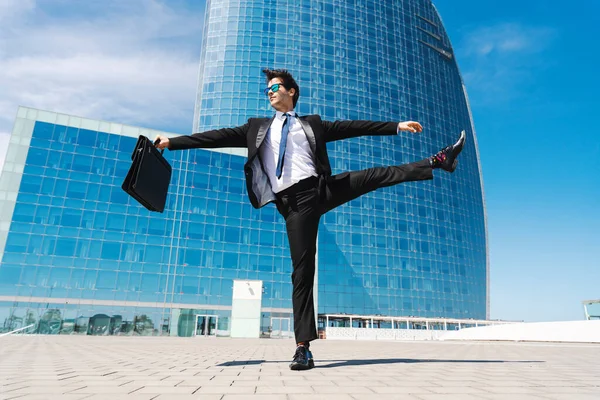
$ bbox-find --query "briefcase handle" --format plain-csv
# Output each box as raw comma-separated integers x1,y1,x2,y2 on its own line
153,138,165,155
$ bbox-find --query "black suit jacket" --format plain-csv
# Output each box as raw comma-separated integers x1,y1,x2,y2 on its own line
168,115,398,208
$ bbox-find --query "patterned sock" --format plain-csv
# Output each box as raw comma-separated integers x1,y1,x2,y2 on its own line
430,152,447,167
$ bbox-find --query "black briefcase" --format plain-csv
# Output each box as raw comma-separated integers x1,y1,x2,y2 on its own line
121,135,172,212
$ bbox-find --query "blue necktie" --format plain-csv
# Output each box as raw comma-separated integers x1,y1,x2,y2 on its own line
275,113,291,179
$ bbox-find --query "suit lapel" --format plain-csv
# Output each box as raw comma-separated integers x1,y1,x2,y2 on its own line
297,116,317,155
255,116,275,149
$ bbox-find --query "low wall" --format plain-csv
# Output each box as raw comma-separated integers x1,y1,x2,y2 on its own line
325,327,445,341
440,320,600,343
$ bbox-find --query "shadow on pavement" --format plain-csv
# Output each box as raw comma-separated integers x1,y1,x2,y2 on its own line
217,360,266,366
317,358,544,368
217,358,544,368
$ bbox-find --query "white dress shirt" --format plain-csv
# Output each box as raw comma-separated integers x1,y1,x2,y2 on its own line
259,110,317,193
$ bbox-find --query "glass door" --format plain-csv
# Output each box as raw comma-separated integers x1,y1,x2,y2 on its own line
271,318,281,337
206,315,217,336
270,317,292,338
194,315,219,337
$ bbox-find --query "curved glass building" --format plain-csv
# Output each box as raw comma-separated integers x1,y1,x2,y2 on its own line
0,0,487,337
193,0,489,319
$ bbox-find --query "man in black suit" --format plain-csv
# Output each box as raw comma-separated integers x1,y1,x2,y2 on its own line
156,68,465,370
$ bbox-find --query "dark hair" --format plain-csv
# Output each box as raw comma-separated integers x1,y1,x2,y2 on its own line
262,68,300,107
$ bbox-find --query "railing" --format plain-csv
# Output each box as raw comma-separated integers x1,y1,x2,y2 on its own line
325,327,447,341
0,324,36,337
321,313,520,341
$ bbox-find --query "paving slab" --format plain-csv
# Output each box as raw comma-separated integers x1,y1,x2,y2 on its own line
1,336,599,399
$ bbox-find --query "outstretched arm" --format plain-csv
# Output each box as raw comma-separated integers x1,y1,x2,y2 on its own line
322,118,422,143
397,121,423,134
155,121,249,150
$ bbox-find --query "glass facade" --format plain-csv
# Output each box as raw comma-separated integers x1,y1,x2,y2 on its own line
0,0,488,336
0,109,293,336
584,301,600,320
194,0,488,319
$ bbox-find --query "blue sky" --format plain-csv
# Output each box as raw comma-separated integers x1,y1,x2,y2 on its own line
435,0,600,322
0,0,598,322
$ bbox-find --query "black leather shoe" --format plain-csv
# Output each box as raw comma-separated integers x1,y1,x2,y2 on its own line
289,345,313,370
307,349,315,369
430,130,466,172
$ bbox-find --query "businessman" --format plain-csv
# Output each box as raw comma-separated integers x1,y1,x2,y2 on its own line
155,68,465,370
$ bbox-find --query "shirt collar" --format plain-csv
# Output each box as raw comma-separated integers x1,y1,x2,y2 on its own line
276,110,296,120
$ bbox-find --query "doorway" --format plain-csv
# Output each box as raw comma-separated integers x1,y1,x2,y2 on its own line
194,314,218,337
270,317,292,338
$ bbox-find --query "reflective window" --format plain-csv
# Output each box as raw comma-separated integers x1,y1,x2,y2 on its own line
1,0,487,325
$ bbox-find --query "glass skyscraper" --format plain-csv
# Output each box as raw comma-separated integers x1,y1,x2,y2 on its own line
0,0,488,337
193,0,488,317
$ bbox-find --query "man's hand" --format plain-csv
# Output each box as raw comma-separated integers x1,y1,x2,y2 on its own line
397,121,423,134
154,135,170,150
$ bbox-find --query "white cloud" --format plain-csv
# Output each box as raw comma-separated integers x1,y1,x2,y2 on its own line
0,0,205,135
0,0,35,22
462,23,553,57
456,23,556,106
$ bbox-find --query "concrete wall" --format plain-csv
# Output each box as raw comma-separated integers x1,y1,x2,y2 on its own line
325,321,600,344
230,280,262,338
441,320,600,343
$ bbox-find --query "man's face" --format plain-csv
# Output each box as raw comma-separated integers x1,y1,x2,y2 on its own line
267,77,294,110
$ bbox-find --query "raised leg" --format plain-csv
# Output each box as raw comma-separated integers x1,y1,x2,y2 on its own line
322,158,433,213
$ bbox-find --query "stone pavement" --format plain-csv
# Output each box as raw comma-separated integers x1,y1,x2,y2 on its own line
1,336,599,400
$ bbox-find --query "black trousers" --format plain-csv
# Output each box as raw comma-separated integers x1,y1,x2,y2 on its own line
274,158,434,343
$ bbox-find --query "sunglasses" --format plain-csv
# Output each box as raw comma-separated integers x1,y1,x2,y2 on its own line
263,83,285,96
